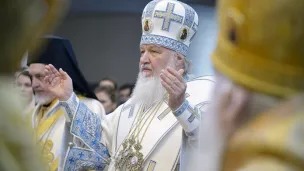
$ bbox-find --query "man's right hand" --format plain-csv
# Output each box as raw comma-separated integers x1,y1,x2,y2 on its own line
44,64,73,101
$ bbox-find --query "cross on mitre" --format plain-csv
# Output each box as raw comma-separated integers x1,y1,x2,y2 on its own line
154,2,183,31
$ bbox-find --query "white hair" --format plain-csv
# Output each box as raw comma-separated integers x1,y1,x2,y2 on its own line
130,72,166,106
34,94,54,105
183,56,191,76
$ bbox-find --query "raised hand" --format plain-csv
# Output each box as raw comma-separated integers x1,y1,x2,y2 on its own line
44,64,73,101
160,66,186,110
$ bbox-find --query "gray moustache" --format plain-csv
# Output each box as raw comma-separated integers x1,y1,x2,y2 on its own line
33,88,43,92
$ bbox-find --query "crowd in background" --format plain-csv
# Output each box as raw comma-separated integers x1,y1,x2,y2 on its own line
92,78,135,114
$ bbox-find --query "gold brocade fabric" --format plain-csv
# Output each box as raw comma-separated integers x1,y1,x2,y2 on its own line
222,96,304,171
35,99,64,171
35,95,87,171
0,0,68,169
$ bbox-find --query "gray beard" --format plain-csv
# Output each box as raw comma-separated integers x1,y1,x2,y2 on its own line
34,94,54,105
130,72,166,106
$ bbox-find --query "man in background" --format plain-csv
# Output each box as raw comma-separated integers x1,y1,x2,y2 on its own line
118,83,134,104
99,77,118,91
28,36,105,171
95,86,117,114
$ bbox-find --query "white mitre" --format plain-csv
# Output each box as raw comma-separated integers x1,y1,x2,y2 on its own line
140,0,199,56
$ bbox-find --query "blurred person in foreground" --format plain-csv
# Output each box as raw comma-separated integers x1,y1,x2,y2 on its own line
42,0,215,170
95,86,118,114
194,0,304,171
0,0,68,170
28,36,105,171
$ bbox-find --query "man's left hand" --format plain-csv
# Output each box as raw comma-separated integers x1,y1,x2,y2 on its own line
160,66,186,111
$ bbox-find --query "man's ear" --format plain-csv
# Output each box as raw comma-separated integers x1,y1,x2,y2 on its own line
175,53,185,70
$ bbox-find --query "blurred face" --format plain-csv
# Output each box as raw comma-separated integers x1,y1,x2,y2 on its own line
96,91,116,114
16,74,33,103
29,63,55,105
119,88,131,103
139,44,179,77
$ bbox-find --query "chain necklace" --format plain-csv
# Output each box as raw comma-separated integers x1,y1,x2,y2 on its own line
115,101,163,171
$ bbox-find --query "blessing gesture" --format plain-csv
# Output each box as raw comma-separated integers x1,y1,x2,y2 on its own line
44,64,73,101
160,66,186,111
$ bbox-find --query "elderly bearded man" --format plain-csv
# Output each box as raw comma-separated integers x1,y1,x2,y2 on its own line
43,0,214,170
28,37,105,171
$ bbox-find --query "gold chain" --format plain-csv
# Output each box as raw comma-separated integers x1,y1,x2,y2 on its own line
114,101,163,170
127,102,162,144
135,102,162,144
115,102,160,151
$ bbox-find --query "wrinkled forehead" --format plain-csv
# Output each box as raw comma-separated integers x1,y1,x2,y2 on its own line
101,80,115,86
29,63,46,75
140,44,173,52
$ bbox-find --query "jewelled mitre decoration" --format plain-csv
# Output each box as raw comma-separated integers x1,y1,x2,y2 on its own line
140,0,199,56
